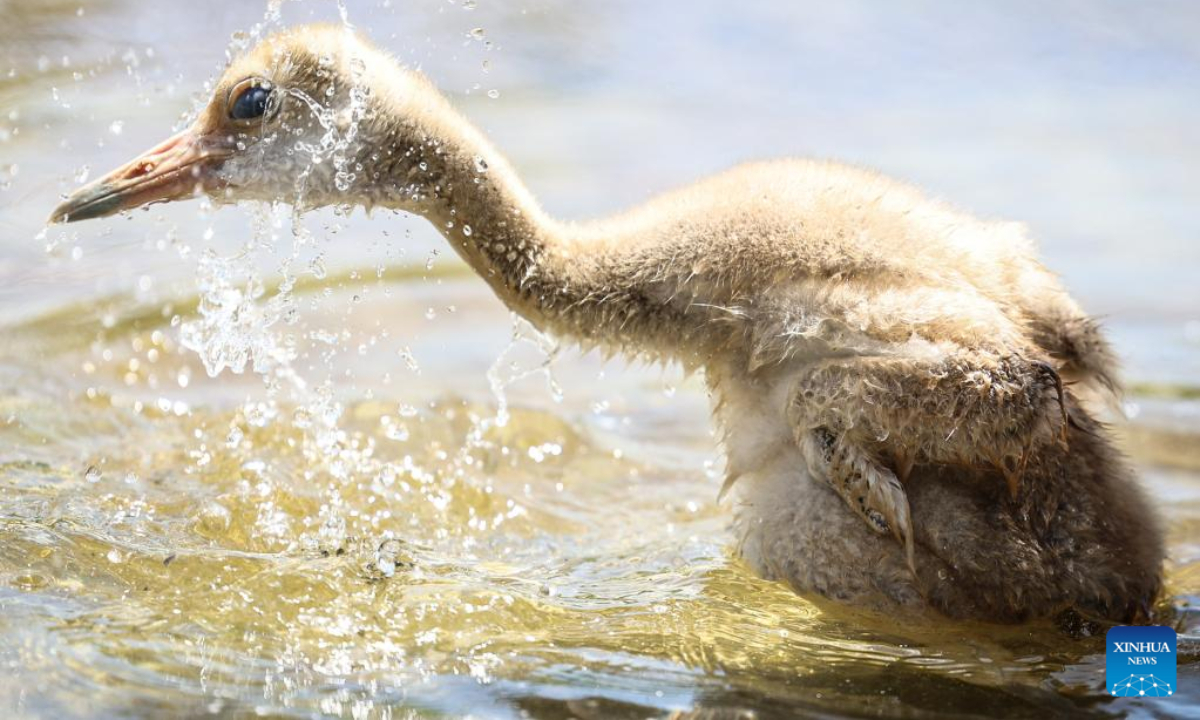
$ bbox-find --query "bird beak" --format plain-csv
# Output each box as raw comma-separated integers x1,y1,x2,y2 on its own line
49,129,233,224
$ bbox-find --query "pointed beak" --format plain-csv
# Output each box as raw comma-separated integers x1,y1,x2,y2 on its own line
49,129,234,224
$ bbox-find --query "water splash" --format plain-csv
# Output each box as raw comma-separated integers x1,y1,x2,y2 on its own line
180,248,295,377
487,313,562,429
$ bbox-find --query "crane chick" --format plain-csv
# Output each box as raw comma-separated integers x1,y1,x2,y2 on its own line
51,24,1164,624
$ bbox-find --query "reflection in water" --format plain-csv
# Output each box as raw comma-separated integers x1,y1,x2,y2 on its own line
1,0,1199,718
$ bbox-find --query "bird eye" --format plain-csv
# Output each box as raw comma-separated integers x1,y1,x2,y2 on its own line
229,81,274,121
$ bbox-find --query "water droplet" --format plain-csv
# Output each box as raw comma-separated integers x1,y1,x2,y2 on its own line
374,539,404,578
106,549,123,564
397,346,420,373
309,255,327,279
473,156,488,173
487,89,500,100
468,27,485,41
84,466,101,483
462,225,473,237
109,120,124,136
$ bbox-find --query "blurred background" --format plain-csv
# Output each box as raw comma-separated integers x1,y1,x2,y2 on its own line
1,1,1198,718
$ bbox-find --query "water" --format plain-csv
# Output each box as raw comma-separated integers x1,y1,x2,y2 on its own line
2,1,1200,717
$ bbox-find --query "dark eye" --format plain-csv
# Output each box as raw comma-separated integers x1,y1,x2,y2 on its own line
230,84,273,121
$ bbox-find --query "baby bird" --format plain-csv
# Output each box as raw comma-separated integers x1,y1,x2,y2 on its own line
51,24,1164,623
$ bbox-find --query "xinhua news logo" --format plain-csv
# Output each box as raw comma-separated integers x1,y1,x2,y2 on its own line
1106,625,1177,698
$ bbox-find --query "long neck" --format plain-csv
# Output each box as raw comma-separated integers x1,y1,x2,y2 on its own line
369,87,568,330
363,81,697,363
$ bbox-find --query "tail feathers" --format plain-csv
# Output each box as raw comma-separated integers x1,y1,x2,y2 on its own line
1031,314,1122,409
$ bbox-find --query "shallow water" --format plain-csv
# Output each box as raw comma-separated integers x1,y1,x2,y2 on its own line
2,1,1200,718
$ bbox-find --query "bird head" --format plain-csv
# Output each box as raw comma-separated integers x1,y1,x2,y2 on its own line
50,24,413,224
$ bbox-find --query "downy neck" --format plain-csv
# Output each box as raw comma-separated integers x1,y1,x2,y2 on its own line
370,85,569,331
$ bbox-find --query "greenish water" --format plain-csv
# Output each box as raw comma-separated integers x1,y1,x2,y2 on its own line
1,1,1199,718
